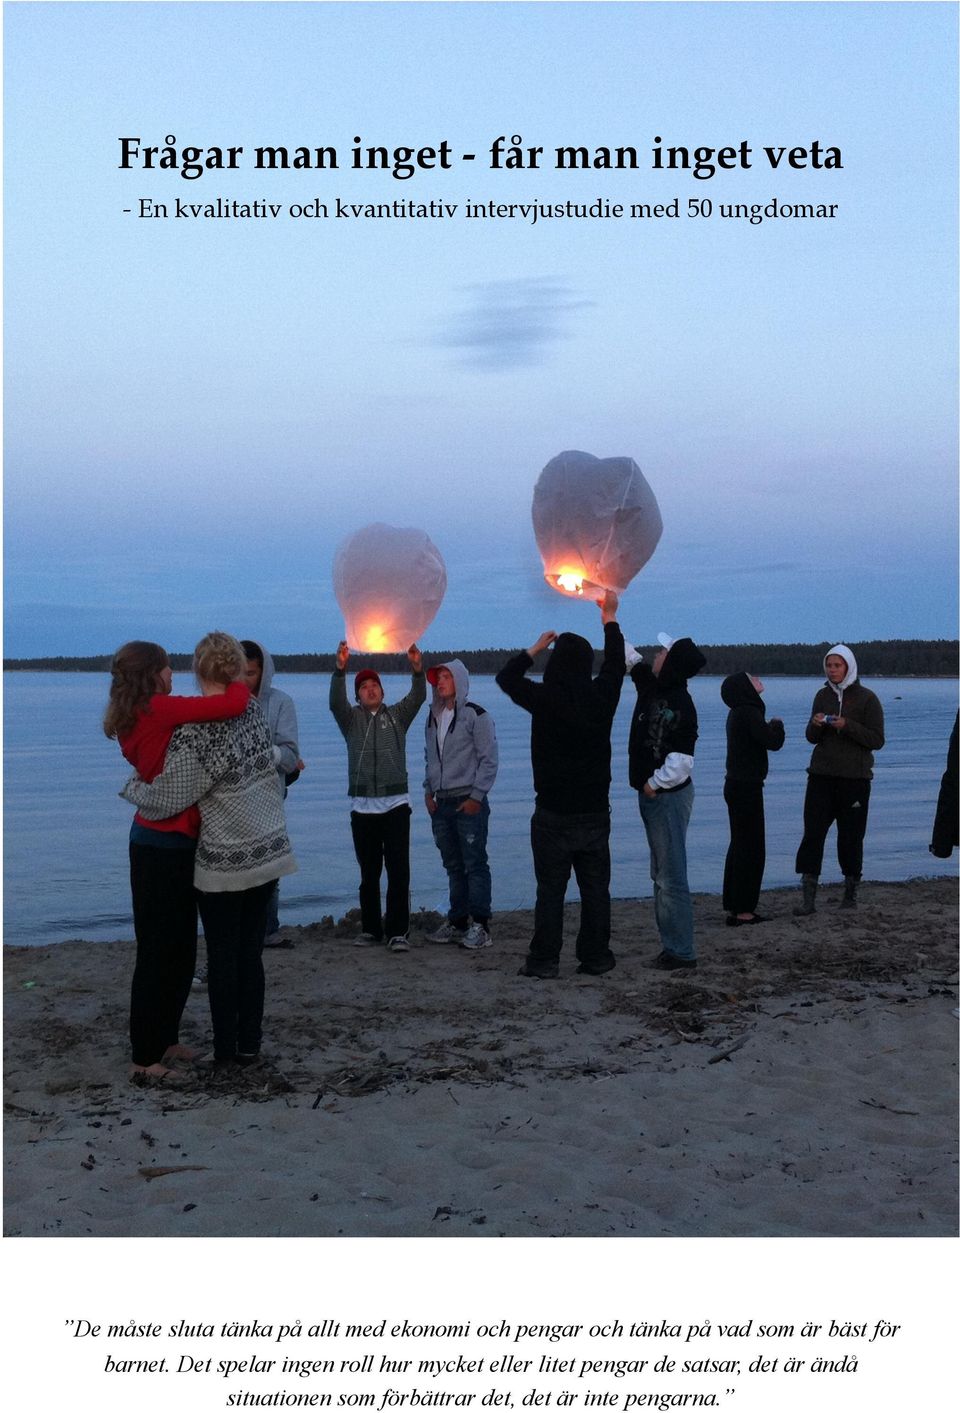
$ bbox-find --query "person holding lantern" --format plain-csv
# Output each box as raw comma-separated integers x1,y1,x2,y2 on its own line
496,591,625,979
627,631,706,970
330,641,426,951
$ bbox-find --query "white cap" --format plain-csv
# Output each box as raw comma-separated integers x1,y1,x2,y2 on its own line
657,632,675,651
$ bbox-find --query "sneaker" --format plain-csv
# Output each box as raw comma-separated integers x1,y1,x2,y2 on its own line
353,933,382,947
461,922,492,950
426,920,466,944
650,950,697,971
387,935,410,952
192,965,208,989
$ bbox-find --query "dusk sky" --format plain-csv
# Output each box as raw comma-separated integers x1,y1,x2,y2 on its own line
4,1,957,657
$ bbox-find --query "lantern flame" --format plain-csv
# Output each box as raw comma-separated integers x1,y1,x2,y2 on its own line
555,571,585,595
363,624,390,652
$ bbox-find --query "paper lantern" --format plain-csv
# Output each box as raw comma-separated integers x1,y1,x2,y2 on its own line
532,449,663,598
333,523,447,652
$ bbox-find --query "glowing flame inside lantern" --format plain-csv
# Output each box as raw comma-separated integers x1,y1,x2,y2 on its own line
555,572,585,595
363,624,390,652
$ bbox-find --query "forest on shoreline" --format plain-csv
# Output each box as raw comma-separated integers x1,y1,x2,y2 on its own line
5,640,958,676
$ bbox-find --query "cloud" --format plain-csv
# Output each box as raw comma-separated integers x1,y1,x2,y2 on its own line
438,277,593,370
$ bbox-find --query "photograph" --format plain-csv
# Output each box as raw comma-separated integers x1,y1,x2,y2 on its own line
4,0,957,1260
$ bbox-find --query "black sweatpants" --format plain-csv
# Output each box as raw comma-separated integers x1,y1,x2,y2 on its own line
722,779,766,915
795,774,871,879
350,805,411,940
129,840,197,1067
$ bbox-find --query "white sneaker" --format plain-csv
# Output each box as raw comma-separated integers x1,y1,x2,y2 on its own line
387,936,410,952
461,923,492,950
353,933,381,947
426,920,464,943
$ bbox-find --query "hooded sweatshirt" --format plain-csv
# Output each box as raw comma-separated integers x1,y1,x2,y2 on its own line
424,659,499,802
804,645,884,780
496,622,625,814
329,665,426,798
720,673,785,783
246,640,301,778
628,637,706,792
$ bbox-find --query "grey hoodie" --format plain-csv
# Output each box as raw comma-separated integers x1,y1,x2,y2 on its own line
424,659,499,802
247,640,300,778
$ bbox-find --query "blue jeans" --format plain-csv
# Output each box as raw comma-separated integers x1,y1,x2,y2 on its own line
431,796,492,924
638,784,695,960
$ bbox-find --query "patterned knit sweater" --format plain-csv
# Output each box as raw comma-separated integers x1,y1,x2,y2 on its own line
120,700,297,893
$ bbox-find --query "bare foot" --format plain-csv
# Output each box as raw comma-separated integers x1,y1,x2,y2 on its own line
162,1044,200,1062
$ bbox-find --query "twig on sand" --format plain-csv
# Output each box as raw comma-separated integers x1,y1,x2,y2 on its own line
446,1088,460,1106
859,1098,920,1116
708,1035,750,1064
138,1165,209,1181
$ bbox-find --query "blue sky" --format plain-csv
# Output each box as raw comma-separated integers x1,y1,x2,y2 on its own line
4,1,957,655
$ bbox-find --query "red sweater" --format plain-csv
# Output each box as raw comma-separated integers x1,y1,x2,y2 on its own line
119,682,250,837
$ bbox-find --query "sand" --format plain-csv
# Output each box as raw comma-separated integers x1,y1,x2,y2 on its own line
4,878,957,1238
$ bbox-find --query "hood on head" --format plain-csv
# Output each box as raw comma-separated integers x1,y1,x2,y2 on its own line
658,637,706,688
721,672,762,710
242,638,275,696
428,658,470,714
542,632,594,687
824,644,858,692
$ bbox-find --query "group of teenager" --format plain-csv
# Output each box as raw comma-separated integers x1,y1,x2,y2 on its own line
104,608,906,1082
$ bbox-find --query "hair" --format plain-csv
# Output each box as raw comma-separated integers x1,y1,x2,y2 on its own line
239,640,263,665
103,640,169,740
193,631,247,687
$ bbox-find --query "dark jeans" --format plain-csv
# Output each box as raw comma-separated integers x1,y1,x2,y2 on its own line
129,840,197,1067
796,774,871,879
529,807,614,969
723,779,766,915
431,796,492,925
197,882,274,1061
350,805,411,939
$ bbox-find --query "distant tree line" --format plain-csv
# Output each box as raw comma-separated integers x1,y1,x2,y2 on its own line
5,639,958,676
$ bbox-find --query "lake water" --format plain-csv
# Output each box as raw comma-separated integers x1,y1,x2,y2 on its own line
3,672,957,946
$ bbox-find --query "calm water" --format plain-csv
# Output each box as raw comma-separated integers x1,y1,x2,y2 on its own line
3,672,957,946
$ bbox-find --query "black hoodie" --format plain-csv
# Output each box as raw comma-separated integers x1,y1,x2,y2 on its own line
720,673,785,783
628,637,706,791
496,622,625,813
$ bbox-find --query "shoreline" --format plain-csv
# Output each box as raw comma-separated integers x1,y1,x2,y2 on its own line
5,878,958,1238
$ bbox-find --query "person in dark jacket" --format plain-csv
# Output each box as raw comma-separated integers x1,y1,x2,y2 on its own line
496,592,624,978
720,673,785,926
794,645,885,914
627,632,706,969
929,712,958,859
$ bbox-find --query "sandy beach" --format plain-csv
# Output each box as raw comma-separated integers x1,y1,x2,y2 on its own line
4,877,957,1238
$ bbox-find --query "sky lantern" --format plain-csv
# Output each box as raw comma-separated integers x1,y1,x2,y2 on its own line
333,523,447,652
532,449,663,599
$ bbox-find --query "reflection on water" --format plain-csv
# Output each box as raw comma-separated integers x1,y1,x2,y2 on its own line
3,672,957,945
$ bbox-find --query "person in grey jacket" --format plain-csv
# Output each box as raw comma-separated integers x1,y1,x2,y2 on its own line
423,659,499,950
330,641,426,951
240,640,303,945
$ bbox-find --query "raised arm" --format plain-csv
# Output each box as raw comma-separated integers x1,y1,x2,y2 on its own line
496,633,555,714
392,644,427,729
329,642,353,736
